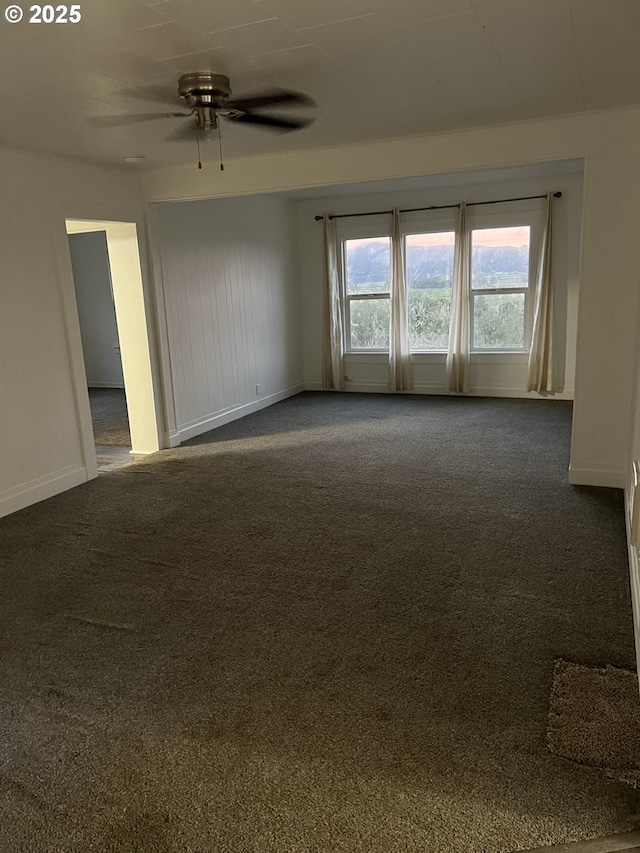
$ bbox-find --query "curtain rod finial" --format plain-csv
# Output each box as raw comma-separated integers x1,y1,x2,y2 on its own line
553,192,562,198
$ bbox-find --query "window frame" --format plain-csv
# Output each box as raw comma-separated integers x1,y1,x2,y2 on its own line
338,216,392,354
400,209,459,354
466,203,541,354
402,217,457,354
335,202,543,356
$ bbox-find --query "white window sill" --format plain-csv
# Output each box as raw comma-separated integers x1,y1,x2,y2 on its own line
345,351,529,364
344,352,388,363
471,351,529,363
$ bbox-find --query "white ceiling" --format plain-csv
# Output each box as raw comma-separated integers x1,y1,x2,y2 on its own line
0,0,638,169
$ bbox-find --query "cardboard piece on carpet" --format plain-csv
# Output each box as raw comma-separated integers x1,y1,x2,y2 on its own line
547,659,640,788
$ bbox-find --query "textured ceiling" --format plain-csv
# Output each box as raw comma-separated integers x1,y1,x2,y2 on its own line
0,0,638,169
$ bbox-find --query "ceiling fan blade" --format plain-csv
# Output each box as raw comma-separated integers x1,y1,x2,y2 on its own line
166,123,199,142
227,91,315,111
89,111,191,127
165,124,220,143
118,84,182,107
228,113,313,131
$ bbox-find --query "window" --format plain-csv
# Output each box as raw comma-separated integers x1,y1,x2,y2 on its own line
337,206,539,356
343,236,391,350
405,231,455,351
470,225,531,351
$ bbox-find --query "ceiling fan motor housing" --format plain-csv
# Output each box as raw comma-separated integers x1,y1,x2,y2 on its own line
178,72,231,107
178,72,232,132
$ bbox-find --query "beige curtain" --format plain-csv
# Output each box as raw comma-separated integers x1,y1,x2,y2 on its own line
528,193,560,393
389,209,413,391
322,216,345,390
445,203,470,393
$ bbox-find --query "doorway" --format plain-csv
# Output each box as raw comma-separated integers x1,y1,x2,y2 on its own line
64,216,162,477
67,226,132,472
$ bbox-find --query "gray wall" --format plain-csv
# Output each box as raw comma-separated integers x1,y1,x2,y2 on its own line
69,231,124,388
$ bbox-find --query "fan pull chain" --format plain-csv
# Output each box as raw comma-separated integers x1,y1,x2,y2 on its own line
218,122,224,171
196,129,202,170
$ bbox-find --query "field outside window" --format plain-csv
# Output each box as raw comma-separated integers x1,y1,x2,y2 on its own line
344,236,391,350
406,231,455,351
470,225,531,351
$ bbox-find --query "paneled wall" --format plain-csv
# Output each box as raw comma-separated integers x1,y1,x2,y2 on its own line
150,194,303,443
295,166,584,399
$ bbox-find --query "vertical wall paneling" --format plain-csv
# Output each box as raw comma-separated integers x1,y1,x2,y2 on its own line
151,194,304,443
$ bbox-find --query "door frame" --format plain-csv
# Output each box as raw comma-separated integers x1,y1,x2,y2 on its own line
51,200,166,480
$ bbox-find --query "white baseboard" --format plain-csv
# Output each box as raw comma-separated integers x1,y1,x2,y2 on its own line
304,380,574,400
343,383,454,394
171,383,305,444
0,465,89,518
343,382,392,394
470,385,574,399
88,383,125,389
568,465,625,489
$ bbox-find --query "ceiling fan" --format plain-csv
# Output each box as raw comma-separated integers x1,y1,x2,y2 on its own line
93,72,315,168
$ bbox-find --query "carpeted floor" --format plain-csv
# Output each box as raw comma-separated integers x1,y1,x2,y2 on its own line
0,392,638,852
88,387,131,447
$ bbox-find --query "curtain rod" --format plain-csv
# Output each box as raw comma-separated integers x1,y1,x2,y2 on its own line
313,191,562,221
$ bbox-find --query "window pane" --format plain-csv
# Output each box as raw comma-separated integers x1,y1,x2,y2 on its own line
473,293,525,349
345,237,391,294
349,298,390,349
406,232,454,350
471,226,530,290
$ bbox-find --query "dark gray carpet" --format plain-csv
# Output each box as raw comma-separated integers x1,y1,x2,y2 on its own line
88,387,131,447
1,392,638,852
